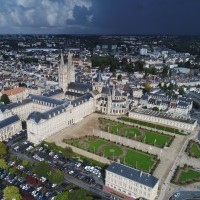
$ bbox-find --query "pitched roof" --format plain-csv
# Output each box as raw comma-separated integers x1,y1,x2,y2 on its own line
107,162,159,188
2,87,26,96
68,82,92,92
0,115,20,129
29,94,65,106
71,93,92,107
27,104,69,123
0,103,7,113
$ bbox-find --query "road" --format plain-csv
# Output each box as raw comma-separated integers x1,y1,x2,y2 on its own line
157,126,199,200
170,190,200,200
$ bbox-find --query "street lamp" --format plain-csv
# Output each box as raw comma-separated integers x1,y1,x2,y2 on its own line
154,139,157,146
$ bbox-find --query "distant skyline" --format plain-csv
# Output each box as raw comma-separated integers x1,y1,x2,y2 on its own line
0,0,200,35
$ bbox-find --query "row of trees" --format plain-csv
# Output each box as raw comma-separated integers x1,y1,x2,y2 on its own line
91,55,172,77
0,142,22,199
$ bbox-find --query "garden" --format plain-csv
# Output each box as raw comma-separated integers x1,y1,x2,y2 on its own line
118,116,184,135
185,140,200,158
64,136,159,173
99,118,174,148
171,165,200,185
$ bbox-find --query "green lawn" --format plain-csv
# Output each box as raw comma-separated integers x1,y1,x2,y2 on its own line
191,143,200,158
118,116,183,134
124,127,141,138
121,149,155,172
140,131,171,147
178,168,200,184
87,138,106,153
99,118,173,148
65,136,157,172
103,145,123,157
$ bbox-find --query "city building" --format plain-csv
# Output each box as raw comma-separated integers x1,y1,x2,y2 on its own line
104,162,159,200
129,108,197,132
1,87,29,102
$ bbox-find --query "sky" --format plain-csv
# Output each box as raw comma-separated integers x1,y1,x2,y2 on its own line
0,0,200,35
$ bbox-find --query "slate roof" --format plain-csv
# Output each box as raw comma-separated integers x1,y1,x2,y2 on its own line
114,89,122,96
102,86,111,95
71,93,93,107
0,115,20,129
107,162,159,188
68,82,92,92
65,91,83,98
28,103,69,123
94,71,103,82
29,94,65,106
42,89,63,97
7,99,32,110
0,103,7,113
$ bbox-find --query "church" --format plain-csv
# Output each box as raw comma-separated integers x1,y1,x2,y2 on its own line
0,53,131,144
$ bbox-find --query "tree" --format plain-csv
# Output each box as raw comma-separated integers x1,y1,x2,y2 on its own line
162,66,169,78
69,189,88,200
48,169,64,184
3,186,22,200
0,94,10,104
179,87,185,95
22,160,29,167
134,61,144,72
152,107,159,111
55,192,69,200
33,161,50,178
143,82,152,93
0,142,7,158
0,159,8,170
62,147,73,159
117,74,122,81
19,82,27,88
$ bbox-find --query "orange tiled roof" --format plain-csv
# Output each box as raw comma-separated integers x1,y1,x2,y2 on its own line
3,87,26,96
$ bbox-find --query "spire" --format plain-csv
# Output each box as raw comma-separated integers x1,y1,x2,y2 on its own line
68,52,72,65
112,84,116,98
61,50,64,66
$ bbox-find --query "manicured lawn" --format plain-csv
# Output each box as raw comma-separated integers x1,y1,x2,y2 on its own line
65,136,158,172
103,145,123,157
191,143,200,158
124,128,141,138
178,168,200,184
87,138,106,153
99,118,173,148
140,131,172,147
121,149,155,172
118,116,183,134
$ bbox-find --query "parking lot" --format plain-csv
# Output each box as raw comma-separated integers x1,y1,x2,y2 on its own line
3,137,109,200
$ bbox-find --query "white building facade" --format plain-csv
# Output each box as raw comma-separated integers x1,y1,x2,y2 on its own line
104,162,159,200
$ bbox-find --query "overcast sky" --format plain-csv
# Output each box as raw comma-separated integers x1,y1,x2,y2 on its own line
0,0,200,35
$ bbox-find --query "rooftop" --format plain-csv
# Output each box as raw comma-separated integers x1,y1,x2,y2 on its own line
131,108,196,124
0,115,20,129
107,162,159,188
2,87,26,96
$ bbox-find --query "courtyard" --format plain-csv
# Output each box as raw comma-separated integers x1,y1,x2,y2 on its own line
99,118,174,148
64,136,159,173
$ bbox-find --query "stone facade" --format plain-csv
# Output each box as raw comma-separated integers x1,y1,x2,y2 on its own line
129,108,197,132
104,162,159,200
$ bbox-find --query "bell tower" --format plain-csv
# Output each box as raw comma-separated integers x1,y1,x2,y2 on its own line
58,52,68,92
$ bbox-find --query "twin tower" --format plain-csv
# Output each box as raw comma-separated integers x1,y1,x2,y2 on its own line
58,52,75,92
